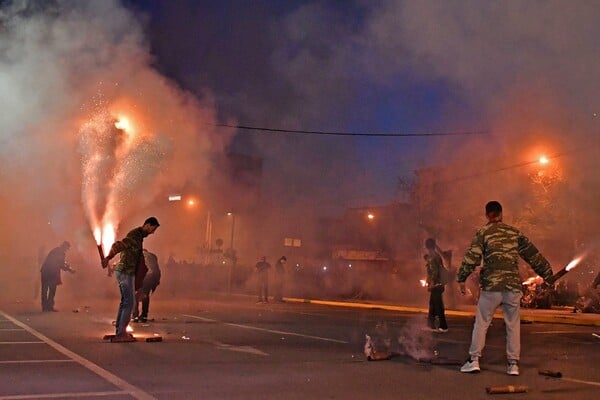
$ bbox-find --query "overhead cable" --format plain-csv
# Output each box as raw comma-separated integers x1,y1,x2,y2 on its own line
214,123,489,137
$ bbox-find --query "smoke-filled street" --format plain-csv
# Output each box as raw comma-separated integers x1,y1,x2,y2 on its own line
1,1,599,399
1,294,599,400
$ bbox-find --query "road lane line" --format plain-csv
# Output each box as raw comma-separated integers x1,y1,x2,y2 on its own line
0,359,74,364
561,377,600,387
182,314,348,344
0,341,44,344
0,310,156,400
0,390,128,399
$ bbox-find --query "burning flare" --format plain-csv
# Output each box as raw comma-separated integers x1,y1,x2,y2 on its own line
565,257,582,271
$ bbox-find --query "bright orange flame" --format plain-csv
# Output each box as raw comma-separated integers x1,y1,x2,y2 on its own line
367,213,375,220
419,279,427,287
114,117,132,132
565,257,582,271
126,325,133,333
539,155,549,164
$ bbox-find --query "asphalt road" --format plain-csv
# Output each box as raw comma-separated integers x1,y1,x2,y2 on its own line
1,294,599,400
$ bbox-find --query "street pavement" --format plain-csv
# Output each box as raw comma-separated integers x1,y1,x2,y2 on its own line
1,292,599,400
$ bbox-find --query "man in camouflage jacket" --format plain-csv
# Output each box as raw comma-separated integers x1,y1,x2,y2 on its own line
103,217,160,342
457,201,553,376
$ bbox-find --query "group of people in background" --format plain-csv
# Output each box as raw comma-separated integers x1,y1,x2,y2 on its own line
255,255,287,303
38,201,593,376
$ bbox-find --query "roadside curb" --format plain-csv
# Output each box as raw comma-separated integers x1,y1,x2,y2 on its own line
284,297,600,327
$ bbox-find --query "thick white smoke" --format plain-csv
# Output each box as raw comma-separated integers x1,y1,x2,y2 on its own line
0,1,231,290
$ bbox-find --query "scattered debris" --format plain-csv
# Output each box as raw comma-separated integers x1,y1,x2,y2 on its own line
539,369,562,378
146,336,162,342
181,335,190,340
486,385,528,394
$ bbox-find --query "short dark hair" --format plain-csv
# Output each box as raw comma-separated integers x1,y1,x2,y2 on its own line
144,217,160,227
485,201,502,217
425,238,436,250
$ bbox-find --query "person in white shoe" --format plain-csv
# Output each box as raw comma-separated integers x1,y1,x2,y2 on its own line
457,201,553,375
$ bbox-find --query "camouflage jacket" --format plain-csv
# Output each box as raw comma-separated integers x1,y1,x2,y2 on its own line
110,227,148,275
457,221,553,292
425,252,444,286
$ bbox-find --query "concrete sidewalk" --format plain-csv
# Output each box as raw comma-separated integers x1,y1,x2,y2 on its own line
284,297,600,327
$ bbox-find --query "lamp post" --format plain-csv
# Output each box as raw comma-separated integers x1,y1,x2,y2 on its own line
226,212,236,293
227,212,236,250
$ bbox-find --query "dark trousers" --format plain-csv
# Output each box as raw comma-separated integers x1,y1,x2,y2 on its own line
41,278,57,311
258,273,269,301
133,294,150,319
428,286,448,329
273,274,284,301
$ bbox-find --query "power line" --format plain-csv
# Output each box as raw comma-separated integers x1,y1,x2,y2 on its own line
214,123,489,137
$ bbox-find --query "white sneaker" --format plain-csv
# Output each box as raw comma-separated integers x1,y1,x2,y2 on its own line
507,362,520,376
460,358,480,373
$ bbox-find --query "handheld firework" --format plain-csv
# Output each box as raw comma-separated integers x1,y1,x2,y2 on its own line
546,257,583,286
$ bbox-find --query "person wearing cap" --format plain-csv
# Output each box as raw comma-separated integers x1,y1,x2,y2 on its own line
273,256,287,302
457,201,553,376
103,217,160,342
40,241,75,312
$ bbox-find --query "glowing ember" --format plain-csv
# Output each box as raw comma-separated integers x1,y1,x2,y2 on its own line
565,257,582,271
419,279,427,287
539,155,549,164
126,325,133,333
522,276,543,286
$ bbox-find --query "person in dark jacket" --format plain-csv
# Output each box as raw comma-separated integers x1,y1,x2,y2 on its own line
255,256,271,303
133,249,161,323
424,238,448,332
40,241,75,312
273,256,287,302
102,217,160,342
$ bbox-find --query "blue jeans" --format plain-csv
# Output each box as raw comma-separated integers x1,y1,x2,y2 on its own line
115,271,135,337
468,290,522,362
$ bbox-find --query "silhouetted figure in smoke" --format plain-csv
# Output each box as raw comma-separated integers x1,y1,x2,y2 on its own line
424,238,448,332
133,249,161,323
458,201,553,376
255,256,271,303
102,217,160,342
40,241,75,312
273,256,287,302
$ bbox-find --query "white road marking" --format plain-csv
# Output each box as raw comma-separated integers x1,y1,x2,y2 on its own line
0,310,156,400
211,340,269,356
182,314,348,344
561,377,600,387
0,359,74,364
0,341,44,344
0,390,128,399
